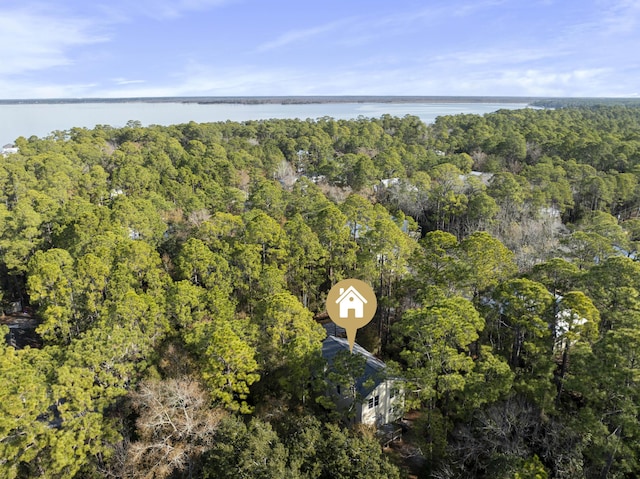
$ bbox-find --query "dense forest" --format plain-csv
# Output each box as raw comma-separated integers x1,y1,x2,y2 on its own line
2,105,640,478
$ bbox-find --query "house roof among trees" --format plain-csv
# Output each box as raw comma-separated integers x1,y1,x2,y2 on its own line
322,336,387,396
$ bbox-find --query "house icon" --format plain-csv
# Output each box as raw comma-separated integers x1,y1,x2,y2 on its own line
335,286,368,319
327,278,377,352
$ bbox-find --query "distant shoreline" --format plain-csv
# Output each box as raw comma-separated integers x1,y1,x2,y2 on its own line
0,95,541,105
2,97,639,142
2,96,640,108
0,100,540,142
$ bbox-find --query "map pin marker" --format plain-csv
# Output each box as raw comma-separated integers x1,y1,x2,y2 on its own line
326,279,377,352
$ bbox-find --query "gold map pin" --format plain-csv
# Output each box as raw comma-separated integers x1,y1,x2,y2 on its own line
326,279,377,352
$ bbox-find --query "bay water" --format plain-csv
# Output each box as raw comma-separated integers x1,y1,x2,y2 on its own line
0,101,530,144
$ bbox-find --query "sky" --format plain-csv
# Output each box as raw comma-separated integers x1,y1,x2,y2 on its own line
0,0,638,99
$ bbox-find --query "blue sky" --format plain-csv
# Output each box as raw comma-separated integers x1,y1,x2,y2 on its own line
1,0,638,98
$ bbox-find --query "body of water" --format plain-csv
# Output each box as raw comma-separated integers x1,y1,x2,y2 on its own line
0,101,531,144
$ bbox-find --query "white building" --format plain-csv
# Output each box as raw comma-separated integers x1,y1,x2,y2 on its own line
2,144,18,156
322,336,404,427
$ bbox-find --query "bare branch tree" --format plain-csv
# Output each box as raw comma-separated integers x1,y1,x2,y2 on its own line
124,376,225,479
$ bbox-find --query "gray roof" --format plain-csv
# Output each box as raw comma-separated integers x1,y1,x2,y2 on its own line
322,336,387,397
322,321,346,337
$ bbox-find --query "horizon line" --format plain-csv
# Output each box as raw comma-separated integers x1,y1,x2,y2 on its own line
1,95,637,105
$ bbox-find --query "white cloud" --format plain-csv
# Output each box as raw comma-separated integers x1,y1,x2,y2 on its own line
0,78,100,99
452,0,509,17
80,63,309,98
124,0,238,20
54,50,627,99
598,0,640,33
256,19,349,52
556,0,640,42
0,0,635,100
433,48,568,66
0,6,107,76
253,2,473,54
254,1,520,56
113,79,147,86
3,60,631,100
477,67,615,97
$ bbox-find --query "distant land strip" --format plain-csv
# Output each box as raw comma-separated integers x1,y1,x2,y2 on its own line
0,95,535,105
1,96,639,108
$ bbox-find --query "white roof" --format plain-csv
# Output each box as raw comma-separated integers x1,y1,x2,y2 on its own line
336,285,368,304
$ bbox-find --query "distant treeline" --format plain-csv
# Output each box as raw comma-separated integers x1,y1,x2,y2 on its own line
530,97,640,108
1,95,539,105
